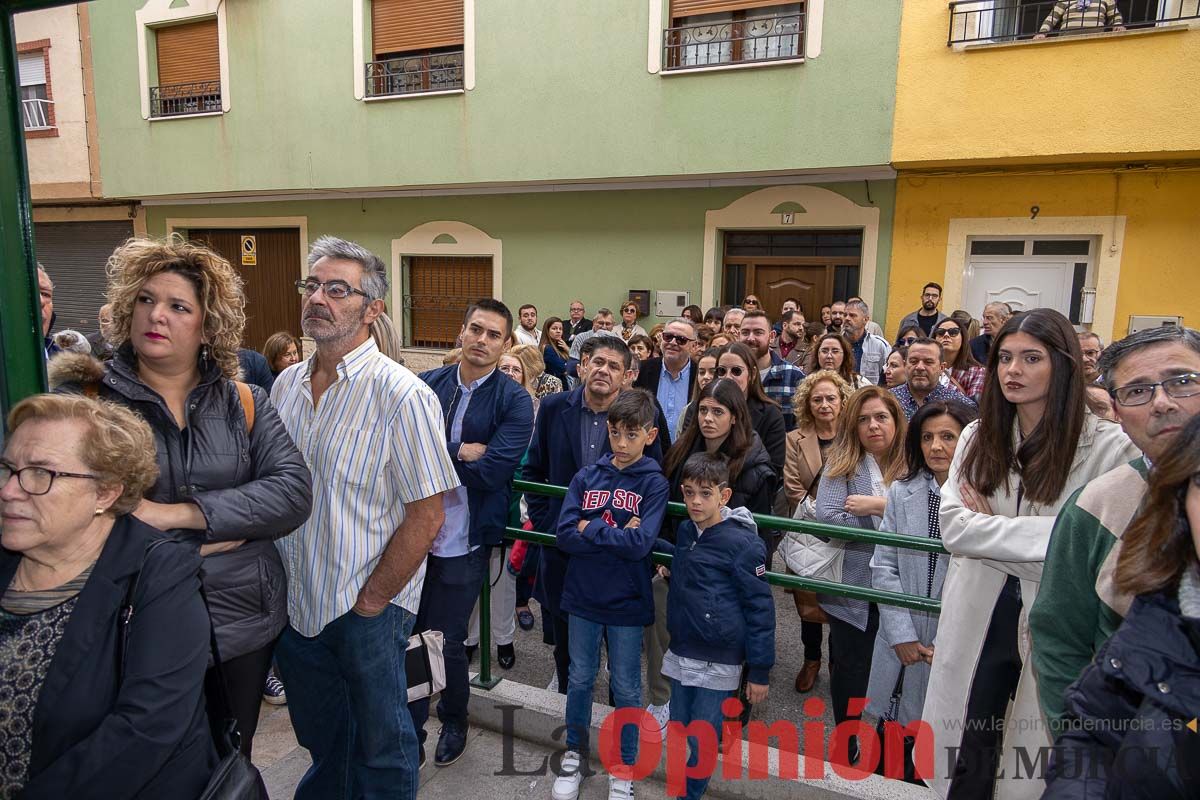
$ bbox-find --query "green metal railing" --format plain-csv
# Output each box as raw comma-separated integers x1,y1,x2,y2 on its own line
471,479,948,689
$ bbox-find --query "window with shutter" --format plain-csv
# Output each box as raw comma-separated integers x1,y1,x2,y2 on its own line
151,19,222,118
366,0,465,97
17,46,54,132
663,1,805,71
405,256,493,348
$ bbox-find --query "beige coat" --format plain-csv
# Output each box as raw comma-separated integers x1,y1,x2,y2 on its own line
921,414,1138,800
782,424,825,512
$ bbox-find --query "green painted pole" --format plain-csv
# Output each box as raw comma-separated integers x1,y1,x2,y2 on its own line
470,560,500,690
0,7,47,421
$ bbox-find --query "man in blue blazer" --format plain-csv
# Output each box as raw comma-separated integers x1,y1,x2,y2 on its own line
409,299,534,767
524,336,664,694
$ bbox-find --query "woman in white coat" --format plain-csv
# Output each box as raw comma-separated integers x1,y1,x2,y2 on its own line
921,309,1139,800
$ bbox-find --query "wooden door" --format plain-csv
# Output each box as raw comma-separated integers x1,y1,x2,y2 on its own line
752,264,830,321
187,228,303,352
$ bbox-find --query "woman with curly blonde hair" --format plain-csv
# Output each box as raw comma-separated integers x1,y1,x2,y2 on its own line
509,343,562,399
48,235,313,759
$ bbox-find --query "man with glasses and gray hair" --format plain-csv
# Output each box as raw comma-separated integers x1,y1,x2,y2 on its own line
1031,324,1200,735
272,236,461,799
634,317,698,447
563,299,591,348
970,301,1012,364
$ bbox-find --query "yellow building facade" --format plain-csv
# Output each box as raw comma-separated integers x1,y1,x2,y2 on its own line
885,0,1200,343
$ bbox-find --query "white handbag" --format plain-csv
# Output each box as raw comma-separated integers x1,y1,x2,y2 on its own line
405,630,447,702
779,467,846,583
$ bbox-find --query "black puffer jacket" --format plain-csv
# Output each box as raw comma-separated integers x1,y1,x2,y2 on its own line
1043,589,1200,799
50,348,313,661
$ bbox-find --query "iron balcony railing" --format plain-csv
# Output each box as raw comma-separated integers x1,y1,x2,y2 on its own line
150,80,222,118
471,477,948,690
20,98,53,130
365,50,464,98
663,9,805,71
948,0,1200,45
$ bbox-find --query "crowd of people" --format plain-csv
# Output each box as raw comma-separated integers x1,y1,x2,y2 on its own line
2,237,1197,800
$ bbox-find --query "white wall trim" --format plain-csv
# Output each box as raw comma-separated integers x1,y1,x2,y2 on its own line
701,185,881,309
943,215,1126,343
354,0,475,100
647,0,823,74
164,215,310,282
136,0,229,121
390,220,502,343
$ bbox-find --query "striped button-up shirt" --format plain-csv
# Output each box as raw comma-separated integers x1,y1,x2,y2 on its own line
271,338,460,637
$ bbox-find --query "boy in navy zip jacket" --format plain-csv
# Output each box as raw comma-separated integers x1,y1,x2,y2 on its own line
552,389,669,800
657,453,775,800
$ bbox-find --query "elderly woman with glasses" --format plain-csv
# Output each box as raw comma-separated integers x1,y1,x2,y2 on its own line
0,395,216,799
49,235,313,759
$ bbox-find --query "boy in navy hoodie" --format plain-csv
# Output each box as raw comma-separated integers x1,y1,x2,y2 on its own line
659,453,775,800
552,389,670,800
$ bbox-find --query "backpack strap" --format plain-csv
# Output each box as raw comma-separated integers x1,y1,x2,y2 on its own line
233,380,255,434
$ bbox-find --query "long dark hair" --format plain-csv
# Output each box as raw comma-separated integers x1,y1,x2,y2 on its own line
900,401,979,482
1115,414,1200,597
716,342,776,407
813,333,859,386
933,317,981,371
664,379,754,482
960,309,1086,504
541,316,569,359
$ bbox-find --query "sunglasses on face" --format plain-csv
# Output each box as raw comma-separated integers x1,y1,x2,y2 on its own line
662,333,693,345
716,365,746,378
743,300,759,306
899,336,918,346
934,328,962,338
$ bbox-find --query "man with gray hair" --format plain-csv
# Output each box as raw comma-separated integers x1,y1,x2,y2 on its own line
272,235,461,798
634,317,698,445
1031,325,1200,735
970,301,1012,364
842,299,891,385
566,308,622,386
1078,331,1104,385
37,264,56,358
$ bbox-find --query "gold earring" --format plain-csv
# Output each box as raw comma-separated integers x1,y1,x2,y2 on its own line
94,508,104,516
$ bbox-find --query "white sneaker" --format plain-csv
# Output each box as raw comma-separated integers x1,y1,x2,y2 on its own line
646,703,670,733
608,775,635,800
552,750,585,800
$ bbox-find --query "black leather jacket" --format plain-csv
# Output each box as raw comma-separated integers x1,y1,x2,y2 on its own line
52,348,313,660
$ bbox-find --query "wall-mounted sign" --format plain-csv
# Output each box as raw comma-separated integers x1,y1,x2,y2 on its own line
240,235,257,266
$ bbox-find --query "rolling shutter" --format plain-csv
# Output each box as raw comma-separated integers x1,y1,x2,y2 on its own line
156,19,219,86
372,0,463,57
18,52,46,87
670,0,786,17
34,221,134,336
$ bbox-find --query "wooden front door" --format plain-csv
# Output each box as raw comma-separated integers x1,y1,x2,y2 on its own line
723,230,862,319
188,228,303,352
753,264,830,321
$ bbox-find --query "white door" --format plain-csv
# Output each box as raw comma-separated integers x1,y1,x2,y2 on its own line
963,259,1076,317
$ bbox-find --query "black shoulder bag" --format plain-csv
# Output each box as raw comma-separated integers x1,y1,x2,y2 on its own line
118,557,267,800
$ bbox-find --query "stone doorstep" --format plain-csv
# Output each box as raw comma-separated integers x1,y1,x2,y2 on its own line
466,677,936,800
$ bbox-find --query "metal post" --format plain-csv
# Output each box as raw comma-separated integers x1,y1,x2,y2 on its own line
470,551,500,690
0,7,48,422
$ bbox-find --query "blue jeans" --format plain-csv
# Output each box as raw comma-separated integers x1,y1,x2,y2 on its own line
565,614,643,765
275,605,418,800
408,547,489,744
668,679,733,800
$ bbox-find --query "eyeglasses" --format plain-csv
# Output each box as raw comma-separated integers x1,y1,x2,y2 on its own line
662,333,693,345
898,336,918,346
295,279,370,300
1111,373,1200,407
1081,349,1103,360
0,463,98,496
716,365,746,378
743,299,759,307
934,328,962,338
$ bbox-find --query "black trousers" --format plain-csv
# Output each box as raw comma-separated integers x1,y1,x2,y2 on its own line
801,620,823,662
205,636,278,758
947,575,1023,800
827,603,879,725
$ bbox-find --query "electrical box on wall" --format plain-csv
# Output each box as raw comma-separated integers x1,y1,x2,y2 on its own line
655,290,691,317
1128,315,1184,335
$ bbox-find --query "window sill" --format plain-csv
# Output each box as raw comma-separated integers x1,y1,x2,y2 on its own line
364,88,465,102
148,110,226,122
952,20,1194,52
23,127,58,139
661,57,804,77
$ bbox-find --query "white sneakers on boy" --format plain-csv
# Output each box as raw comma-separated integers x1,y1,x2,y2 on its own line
608,776,635,800
552,750,586,800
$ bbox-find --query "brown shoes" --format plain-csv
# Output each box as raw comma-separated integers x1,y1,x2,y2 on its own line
794,659,821,693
